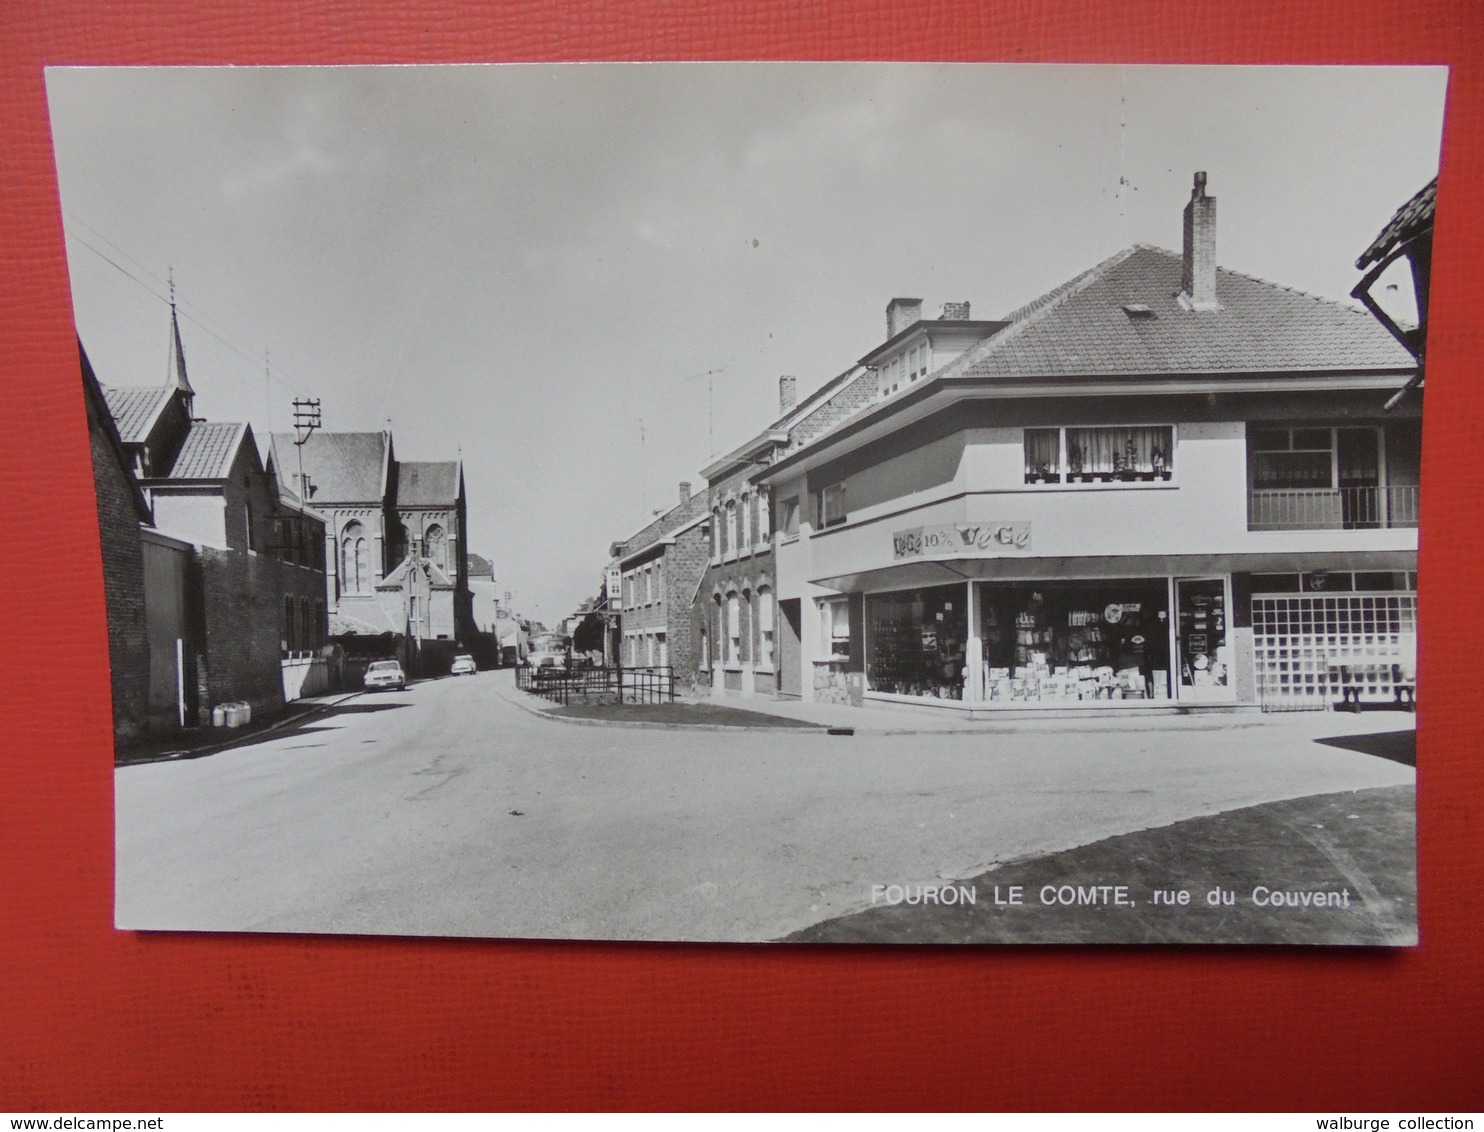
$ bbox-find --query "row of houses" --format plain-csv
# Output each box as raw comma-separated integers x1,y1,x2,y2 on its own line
592,173,1432,716
87,302,504,745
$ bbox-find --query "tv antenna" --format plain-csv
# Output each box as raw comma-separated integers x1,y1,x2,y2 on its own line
682,366,727,457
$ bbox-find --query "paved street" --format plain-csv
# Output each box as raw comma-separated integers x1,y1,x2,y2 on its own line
116,670,1416,942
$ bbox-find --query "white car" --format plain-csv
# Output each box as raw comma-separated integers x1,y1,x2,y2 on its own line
451,653,477,676
363,659,406,690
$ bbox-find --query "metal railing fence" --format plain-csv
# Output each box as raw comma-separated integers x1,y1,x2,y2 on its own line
515,664,675,706
1247,485,1419,531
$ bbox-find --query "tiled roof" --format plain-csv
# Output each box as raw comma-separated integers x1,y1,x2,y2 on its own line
103,386,175,444
467,553,494,578
398,460,460,506
1357,177,1437,269
614,488,710,558
271,431,389,503
165,421,248,480
948,246,1414,380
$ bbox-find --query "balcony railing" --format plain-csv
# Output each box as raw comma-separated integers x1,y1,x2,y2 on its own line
1248,485,1419,531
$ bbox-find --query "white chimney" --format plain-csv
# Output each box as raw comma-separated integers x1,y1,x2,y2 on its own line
886,297,923,338
1179,171,1219,311
779,375,797,414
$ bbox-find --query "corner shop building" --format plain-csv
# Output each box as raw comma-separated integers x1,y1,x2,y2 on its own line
759,182,1420,714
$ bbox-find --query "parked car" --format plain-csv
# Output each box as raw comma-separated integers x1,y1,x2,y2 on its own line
451,653,477,676
363,659,406,691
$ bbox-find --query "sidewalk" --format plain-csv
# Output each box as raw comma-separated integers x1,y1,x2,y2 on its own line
678,687,1418,739
502,673,1417,740
115,688,365,766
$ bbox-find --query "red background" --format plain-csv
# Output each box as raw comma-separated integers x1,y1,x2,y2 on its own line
2,0,1481,1112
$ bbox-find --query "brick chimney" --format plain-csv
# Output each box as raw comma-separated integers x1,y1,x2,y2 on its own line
779,375,797,414
940,301,971,320
1180,171,1219,311
679,481,692,504
886,297,923,338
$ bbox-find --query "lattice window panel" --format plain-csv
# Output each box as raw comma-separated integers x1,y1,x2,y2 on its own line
1252,593,1416,710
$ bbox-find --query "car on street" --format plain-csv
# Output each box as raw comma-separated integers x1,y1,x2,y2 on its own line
451,653,477,676
363,659,407,691
525,650,568,679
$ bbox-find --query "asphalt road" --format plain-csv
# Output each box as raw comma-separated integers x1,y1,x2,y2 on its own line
115,669,1416,942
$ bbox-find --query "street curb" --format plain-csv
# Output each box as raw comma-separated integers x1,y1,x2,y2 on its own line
117,690,367,766
495,685,829,733
493,684,1281,737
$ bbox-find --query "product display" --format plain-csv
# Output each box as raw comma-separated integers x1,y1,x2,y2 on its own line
979,581,1170,703
1177,578,1231,694
866,585,968,700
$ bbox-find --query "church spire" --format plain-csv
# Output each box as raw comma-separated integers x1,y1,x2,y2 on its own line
167,268,194,416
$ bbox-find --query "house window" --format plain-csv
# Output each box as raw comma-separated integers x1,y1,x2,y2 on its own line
740,494,752,552
819,483,847,528
726,593,741,665
757,587,775,669
711,509,722,561
821,598,851,659
1024,426,1174,484
656,565,665,604
1250,427,1338,489
780,496,800,536
726,502,739,558
283,595,296,652
758,489,771,542
644,567,653,604
657,632,668,668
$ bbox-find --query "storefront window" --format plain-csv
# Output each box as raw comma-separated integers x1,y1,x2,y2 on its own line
977,581,1170,703
1176,578,1231,699
866,584,968,700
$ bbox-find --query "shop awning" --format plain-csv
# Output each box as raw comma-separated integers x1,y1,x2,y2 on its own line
810,549,1418,594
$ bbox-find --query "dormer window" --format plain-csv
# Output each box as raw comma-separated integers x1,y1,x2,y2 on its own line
1123,303,1155,320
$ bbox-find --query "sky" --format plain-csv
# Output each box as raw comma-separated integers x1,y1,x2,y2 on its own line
46,63,1447,625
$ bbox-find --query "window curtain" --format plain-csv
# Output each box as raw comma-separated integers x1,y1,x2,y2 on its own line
1024,429,1060,479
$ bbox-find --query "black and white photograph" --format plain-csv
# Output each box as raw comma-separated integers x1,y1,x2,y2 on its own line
49,62,1445,944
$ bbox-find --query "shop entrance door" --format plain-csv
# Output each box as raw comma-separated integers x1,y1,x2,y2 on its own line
1174,577,1234,702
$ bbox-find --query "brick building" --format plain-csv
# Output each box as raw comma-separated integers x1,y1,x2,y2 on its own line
690,311,998,700
609,483,711,683
93,305,330,732
83,343,173,740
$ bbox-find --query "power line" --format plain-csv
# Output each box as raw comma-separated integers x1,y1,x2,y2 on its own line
63,209,275,367
63,226,314,398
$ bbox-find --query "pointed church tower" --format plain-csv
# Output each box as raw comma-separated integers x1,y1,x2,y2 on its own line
168,270,195,419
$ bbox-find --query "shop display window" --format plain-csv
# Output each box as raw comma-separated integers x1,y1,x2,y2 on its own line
866,584,967,700
977,581,1170,703
1176,578,1231,698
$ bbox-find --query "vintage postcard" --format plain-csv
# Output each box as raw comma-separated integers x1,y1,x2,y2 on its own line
49,63,1444,943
